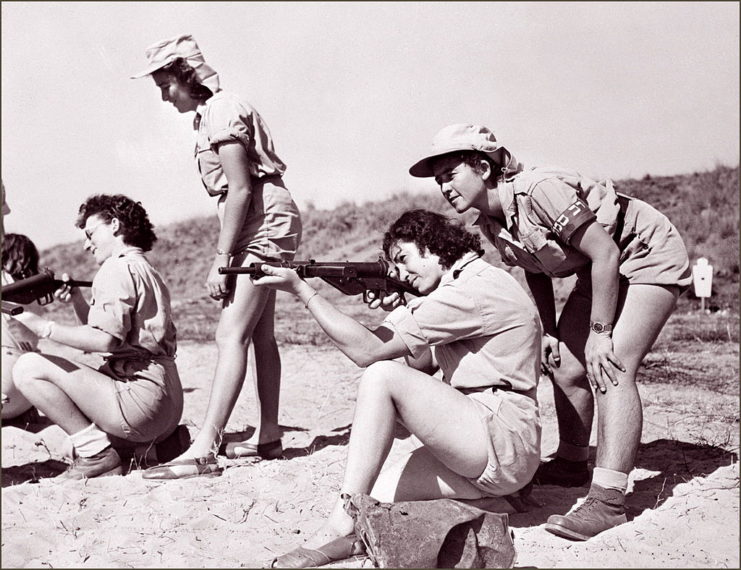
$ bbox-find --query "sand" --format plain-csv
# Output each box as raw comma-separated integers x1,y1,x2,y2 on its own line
2,340,739,568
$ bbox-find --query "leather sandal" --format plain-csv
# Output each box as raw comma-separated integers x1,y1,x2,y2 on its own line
141,452,222,480
221,439,283,460
271,535,365,568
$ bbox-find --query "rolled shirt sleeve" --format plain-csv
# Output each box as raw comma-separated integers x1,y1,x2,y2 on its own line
196,92,286,193
205,95,253,150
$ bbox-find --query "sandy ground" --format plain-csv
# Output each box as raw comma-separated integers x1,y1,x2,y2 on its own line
2,339,739,568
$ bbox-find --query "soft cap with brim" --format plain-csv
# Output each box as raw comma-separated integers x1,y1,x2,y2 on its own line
409,123,505,178
130,34,220,93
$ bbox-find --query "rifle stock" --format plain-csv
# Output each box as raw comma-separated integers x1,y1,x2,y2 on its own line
219,258,417,302
1,269,92,306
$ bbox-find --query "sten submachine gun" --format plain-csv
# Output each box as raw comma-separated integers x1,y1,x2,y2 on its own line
1,269,93,315
218,258,417,303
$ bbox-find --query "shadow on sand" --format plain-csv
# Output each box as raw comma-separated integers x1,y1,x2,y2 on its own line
506,438,737,527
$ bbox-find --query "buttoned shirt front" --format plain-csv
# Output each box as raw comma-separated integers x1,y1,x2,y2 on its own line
383,253,541,398
194,91,286,196
88,247,177,359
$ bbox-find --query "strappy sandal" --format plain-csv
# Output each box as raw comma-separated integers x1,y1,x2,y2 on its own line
270,535,365,568
141,453,222,480
221,439,283,459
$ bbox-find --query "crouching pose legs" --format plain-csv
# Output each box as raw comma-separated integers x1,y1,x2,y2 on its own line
12,194,183,480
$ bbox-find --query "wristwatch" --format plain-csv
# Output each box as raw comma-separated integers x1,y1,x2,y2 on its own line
590,321,613,334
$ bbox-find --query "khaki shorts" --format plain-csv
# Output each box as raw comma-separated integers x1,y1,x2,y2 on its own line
617,198,691,291
217,177,302,262
465,389,541,496
102,357,183,443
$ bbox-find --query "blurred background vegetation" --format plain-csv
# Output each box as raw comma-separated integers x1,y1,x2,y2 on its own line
38,165,738,343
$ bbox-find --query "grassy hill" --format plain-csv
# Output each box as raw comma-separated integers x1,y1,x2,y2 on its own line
38,165,738,339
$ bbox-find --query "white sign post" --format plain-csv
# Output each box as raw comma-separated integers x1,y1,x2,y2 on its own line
692,257,713,311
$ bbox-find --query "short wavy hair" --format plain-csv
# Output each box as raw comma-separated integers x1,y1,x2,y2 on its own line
160,57,214,102
382,209,483,269
2,233,40,280
76,194,157,252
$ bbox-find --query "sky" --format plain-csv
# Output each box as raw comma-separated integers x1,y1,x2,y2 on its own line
2,1,739,250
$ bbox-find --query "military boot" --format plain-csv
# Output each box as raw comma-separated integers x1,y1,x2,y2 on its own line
544,484,627,541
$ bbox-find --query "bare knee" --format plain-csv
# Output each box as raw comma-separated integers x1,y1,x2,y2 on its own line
12,352,47,393
551,358,588,392
214,323,252,350
358,361,404,394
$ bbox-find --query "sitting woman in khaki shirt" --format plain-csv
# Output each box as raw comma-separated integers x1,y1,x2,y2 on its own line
252,209,542,568
12,194,183,480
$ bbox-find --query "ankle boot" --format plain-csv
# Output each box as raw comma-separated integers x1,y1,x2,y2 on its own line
544,484,627,541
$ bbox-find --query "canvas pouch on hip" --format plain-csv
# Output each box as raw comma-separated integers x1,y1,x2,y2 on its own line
343,493,516,568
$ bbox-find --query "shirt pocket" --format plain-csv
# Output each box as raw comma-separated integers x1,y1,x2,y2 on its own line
519,227,570,273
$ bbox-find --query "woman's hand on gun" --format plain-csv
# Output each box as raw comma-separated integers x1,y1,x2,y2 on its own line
366,290,403,311
251,265,305,296
54,273,79,303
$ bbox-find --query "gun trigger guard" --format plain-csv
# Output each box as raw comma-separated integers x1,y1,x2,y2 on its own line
38,293,54,306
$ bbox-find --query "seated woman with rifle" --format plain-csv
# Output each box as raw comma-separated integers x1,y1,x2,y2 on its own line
11,194,184,480
2,233,43,421
252,209,543,568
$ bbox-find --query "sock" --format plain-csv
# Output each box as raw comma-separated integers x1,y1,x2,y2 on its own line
556,440,590,462
69,423,111,458
592,467,628,493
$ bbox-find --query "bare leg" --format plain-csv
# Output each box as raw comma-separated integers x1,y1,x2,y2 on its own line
185,273,273,458
544,284,679,540
595,284,678,471
551,290,593,450
2,348,33,419
12,352,132,438
247,288,282,445
305,360,489,548
549,283,678,471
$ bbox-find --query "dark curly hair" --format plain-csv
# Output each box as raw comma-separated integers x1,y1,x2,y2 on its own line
382,210,483,269
2,233,40,280
160,57,214,102
76,194,157,252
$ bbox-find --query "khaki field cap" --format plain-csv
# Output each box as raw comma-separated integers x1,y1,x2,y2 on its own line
409,124,504,178
131,34,220,92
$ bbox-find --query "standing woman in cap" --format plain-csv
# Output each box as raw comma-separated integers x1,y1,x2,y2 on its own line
406,124,691,541
132,35,302,479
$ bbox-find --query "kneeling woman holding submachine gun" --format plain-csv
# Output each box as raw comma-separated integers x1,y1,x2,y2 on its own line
10,194,184,480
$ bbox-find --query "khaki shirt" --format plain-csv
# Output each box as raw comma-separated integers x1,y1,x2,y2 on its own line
194,91,286,196
88,247,177,359
383,253,541,398
475,167,621,278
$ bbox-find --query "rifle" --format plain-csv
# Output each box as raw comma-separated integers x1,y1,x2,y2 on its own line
1,269,92,306
218,258,417,303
